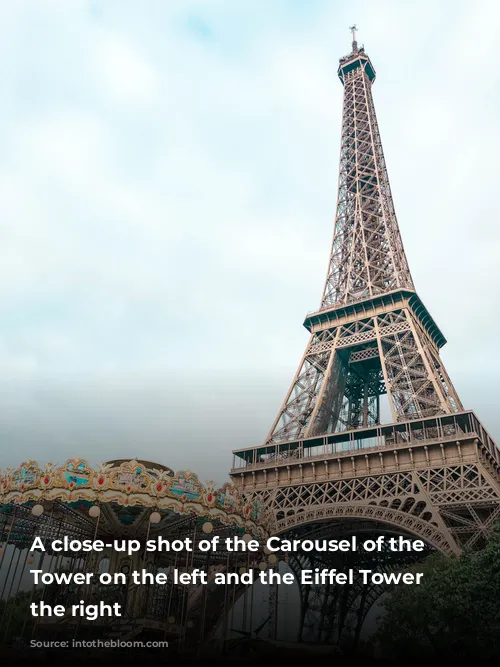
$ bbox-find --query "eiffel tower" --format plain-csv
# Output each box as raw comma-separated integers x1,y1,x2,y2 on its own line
230,28,500,645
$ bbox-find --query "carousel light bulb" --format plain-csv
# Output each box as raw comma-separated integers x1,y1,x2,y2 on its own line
242,533,252,543
202,521,213,534
239,567,246,575
258,561,267,571
149,511,161,524
168,616,175,624
31,504,44,517
263,546,272,555
268,554,278,565
88,505,100,518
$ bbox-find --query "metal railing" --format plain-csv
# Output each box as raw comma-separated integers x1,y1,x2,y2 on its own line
231,411,499,473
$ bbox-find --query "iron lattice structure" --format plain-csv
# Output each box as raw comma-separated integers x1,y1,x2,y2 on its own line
265,39,461,445
230,32,500,647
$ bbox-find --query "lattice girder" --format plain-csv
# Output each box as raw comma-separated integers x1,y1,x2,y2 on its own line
238,433,500,555
322,53,413,309
263,38,463,445
285,520,433,645
266,305,462,444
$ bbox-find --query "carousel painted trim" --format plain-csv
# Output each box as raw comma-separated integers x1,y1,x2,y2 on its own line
0,458,273,537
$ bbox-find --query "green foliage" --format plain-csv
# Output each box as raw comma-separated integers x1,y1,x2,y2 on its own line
376,527,500,659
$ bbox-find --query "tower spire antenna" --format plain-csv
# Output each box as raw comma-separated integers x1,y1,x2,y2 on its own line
349,24,358,52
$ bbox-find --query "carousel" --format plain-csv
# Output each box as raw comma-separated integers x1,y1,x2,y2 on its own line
0,457,275,655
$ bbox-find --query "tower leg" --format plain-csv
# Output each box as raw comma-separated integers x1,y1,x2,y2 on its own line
353,585,368,649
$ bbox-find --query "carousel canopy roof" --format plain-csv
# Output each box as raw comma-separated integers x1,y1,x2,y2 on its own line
0,457,273,538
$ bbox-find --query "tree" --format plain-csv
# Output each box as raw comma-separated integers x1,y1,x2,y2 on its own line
376,527,500,660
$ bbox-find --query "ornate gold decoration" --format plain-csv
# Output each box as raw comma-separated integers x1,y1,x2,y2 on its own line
0,458,273,536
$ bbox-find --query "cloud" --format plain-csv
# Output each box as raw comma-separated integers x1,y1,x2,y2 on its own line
94,32,160,103
0,0,499,484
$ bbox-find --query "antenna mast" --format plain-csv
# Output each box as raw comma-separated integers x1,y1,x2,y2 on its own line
349,24,358,52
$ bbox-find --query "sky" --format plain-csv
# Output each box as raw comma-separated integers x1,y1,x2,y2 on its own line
0,0,499,485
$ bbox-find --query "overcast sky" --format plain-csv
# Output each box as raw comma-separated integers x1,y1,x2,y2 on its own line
0,0,499,485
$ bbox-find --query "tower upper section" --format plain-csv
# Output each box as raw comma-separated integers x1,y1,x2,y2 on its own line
319,33,414,311
338,41,376,85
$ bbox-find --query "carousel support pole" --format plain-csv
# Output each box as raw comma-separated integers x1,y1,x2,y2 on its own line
30,504,55,641
129,510,161,650
137,511,153,625
0,511,7,542
0,505,21,603
228,547,238,642
198,550,211,650
230,575,236,636
178,519,195,653
73,556,92,640
249,573,256,636
0,546,22,628
241,551,250,633
0,505,17,573
21,548,43,641
185,519,198,644
162,550,179,655
2,541,31,642
267,584,278,640
0,543,16,603
221,551,230,653
163,552,179,653
74,507,101,641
